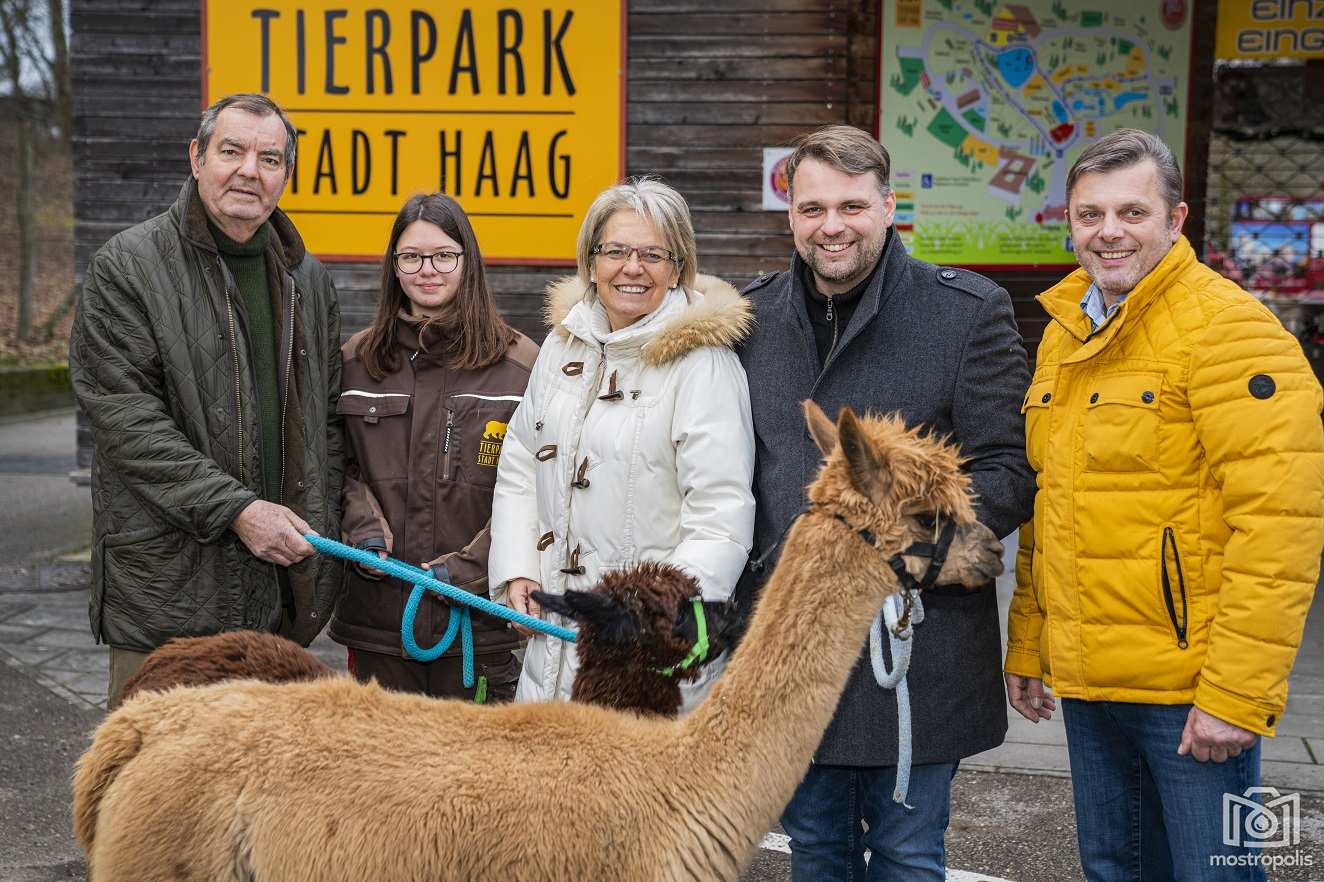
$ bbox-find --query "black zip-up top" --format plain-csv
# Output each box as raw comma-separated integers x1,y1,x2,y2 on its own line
800,251,879,368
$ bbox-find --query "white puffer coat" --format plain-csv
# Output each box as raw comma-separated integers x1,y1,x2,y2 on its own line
489,274,755,708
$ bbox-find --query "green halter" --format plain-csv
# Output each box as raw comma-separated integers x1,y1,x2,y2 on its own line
656,598,709,677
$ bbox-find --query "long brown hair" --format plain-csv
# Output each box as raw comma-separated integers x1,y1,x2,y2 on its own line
358,193,516,380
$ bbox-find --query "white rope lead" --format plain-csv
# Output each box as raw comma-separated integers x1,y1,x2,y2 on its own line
869,588,924,807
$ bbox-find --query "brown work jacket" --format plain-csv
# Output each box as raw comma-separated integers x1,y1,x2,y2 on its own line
329,314,538,658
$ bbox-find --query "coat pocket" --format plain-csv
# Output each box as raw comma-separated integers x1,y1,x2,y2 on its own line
101,525,201,629
1020,377,1056,473
446,393,522,488
338,391,411,480
1158,524,1190,650
1081,373,1163,472
337,390,411,421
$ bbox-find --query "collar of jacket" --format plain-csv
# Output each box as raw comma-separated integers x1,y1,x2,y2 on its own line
393,308,463,362
543,272,753,366
170,176,308,272
783,227,903,352
799,247,876,310
1037,235,1198,344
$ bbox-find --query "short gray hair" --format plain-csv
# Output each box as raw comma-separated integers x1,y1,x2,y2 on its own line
195,93,297,176
1067,129,1183,212
786,125,891,201
576,177,697,292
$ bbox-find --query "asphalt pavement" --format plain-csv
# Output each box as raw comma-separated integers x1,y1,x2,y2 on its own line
0,411,92,565
0,411,1320,881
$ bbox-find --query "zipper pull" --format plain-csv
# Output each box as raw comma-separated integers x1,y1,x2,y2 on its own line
825,296,834,324
442,411,454,454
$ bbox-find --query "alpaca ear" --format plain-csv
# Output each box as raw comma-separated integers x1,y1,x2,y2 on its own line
803,399,838,456
837,408,890,502
559,590,641,644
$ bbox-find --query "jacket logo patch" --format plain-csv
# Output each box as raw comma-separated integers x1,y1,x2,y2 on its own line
1249,374,1276,400
478,420,508,467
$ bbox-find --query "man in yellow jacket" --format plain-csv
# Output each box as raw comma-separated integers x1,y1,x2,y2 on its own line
1006,129,1324,880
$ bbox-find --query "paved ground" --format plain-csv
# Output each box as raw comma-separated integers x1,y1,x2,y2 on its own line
1,412,1321,881
969,550,1324,796
5,560,1322,881
0,657,99,882
0,411,91,566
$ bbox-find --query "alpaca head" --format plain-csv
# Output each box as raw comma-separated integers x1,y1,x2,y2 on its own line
533,562,731,684
803,400,1001,588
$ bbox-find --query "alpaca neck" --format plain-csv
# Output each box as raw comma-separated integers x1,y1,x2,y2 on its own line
678,510,897,817
573,660,683,718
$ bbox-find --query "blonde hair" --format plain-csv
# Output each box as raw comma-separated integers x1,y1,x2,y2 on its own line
576,177,697,292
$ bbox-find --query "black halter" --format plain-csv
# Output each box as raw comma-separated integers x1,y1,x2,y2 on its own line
832,512,957,593
749,505,957,592
728,506,958,646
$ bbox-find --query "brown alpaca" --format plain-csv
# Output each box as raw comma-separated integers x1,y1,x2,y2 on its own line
72,401,1004,882
117,631,334,703
532,563,732,717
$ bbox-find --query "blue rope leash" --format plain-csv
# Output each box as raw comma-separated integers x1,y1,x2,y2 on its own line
304,535,577,687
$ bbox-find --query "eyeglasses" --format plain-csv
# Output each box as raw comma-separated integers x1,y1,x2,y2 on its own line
591,243,679,266
394,250,462,274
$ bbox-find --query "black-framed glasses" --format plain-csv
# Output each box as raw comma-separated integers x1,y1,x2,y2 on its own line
591,243,679,266
394,250,463,274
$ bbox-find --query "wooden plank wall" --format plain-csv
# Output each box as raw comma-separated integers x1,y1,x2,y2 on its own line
73,0,1221,356
71,0,884,344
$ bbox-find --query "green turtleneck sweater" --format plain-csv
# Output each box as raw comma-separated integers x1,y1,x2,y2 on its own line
209,219,281,505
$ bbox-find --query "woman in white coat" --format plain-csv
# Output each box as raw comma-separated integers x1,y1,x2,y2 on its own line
489,177,755,713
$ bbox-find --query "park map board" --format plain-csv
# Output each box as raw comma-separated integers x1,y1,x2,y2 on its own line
880,0,1191,267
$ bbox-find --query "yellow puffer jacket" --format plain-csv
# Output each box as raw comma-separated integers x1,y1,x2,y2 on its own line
1005,237,1324,736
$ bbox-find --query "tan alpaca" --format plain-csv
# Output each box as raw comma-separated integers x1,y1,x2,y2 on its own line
73,401,1004,882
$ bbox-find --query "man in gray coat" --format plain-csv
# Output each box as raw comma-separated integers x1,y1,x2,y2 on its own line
70,93,343,707
738,125,1035,880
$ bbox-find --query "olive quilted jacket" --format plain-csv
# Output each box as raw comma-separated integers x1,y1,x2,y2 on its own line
70,178,344,651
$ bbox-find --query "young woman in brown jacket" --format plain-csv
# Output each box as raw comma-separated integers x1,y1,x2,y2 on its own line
329,193,538,700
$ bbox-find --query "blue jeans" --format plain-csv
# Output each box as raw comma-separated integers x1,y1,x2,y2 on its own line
1062,699,1267,882
780,762,958,882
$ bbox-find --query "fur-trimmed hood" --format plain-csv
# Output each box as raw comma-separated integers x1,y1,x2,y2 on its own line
491,276,756,710
544,273,754,366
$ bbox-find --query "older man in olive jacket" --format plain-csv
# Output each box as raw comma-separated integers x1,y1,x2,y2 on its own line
70,93,343,708
738,126,1034,880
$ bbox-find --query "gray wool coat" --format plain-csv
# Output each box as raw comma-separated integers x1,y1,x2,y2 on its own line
737,232,1035,766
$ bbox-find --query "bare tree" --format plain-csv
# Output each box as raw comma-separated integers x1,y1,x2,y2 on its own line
13,118,34,340
46,0,68,147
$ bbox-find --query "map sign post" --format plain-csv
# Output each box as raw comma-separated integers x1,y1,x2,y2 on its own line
879,0,1192,268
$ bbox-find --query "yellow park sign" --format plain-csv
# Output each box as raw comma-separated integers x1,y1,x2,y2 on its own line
203,2,625,263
